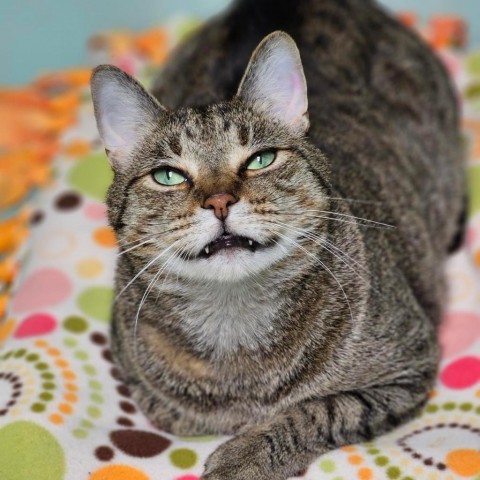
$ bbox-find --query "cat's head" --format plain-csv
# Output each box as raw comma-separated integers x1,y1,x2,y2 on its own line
91,31,330,282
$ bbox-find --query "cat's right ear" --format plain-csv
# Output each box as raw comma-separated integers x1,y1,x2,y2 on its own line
90,65,165,171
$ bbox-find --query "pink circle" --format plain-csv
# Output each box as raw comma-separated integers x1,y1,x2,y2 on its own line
11,268,73,314
440,312,480,358
465,227,476,249
440,356,480,389
175,476,199,480
14,313,57,338
84,202,107,221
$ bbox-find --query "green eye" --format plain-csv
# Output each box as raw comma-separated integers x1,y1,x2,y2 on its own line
152,168,187,186
246,151,276,171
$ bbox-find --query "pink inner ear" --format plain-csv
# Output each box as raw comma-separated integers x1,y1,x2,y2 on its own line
284,71,306,123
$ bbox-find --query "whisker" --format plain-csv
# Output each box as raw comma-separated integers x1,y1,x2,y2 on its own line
303,210,395,229
115,240,182,302
269,228,355,325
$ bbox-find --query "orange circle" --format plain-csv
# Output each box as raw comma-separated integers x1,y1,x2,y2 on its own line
47,347,61,357
34,339,48,348
342,445,357,453
62,370,76,380
93,227,117,248
64,392,78,403
446,449,480,477
474,250,480,268
89,465,150,480
475,389,480,398
348,454,363,465
358,467,373,480
55,359,69,368
64,139,91,157
58,403,73,415
49,413,64,425
65,383,78,391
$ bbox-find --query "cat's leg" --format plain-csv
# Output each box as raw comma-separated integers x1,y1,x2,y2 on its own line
201,379,431,480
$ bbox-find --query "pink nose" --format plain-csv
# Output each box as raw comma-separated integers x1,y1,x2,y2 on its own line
203,193,238,220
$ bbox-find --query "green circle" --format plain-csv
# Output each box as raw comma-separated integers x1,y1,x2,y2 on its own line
87,406,101,419
30,403,46,413
169,448,198,469
443,402,456,411
63,337,78,348
14,349,26,358
35,362,49,371
68,152,113,201
74,350,89,361
25,353,39,362
42,382,56,390
81,420,94,429
476,406,480,415
425,404,438,413
83,364,96,376
367,448,380,455
402,477,415,480
77,287,114,323
375,456,389,467
177,435,219,442
387,466,401,479
89,380,102,390
2,351,13,359
319,459,336,473
460,402,473,412
0,421,65,480
39,392,53,402
41,372,54,380
63,316,88,334
72,428,88,439
90,393,104,404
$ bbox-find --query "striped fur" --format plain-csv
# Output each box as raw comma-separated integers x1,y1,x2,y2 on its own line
91,0,465,478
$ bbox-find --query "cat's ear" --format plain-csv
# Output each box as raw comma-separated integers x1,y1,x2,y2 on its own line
90,65,165,171
236,31,309,135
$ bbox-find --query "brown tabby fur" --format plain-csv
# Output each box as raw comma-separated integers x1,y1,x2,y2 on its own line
91,0,465,478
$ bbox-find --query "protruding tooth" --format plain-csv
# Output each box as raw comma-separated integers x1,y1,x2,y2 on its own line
248,239,253,246
204,246,210,255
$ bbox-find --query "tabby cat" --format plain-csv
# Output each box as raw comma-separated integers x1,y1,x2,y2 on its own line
90,0,465,478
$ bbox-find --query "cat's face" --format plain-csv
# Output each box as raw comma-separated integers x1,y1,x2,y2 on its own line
91,32,330,282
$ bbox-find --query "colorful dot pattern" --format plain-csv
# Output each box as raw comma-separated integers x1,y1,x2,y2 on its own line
1,17,480,480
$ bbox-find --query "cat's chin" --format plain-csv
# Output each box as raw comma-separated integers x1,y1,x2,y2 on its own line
169,242,290,282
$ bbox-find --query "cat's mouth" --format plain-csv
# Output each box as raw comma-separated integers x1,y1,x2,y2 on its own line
198,233,262,259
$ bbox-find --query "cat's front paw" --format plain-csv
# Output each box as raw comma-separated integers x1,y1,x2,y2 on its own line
201,430,281,480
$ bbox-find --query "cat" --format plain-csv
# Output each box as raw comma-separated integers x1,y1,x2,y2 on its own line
90,0,465,478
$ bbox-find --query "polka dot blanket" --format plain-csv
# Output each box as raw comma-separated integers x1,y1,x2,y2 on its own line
2,20,480,480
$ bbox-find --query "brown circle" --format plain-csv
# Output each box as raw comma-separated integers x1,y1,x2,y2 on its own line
117,416,135,427
95,446,114,461
30,210,45,225
119,401,136,414
102,349,113,363
110,368,122,381
0,409,7,416
90,332,108,345
116,385,131,398
55,191,82,210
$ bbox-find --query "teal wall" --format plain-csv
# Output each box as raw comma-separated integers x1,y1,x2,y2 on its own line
1,0,479,85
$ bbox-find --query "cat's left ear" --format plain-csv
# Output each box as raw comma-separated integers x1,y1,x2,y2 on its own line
90,65,165,171
236,31,309,135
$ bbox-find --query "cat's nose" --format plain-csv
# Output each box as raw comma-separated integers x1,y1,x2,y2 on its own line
203,193,238,220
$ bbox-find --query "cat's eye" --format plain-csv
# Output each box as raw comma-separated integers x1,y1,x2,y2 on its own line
245,151,276,171
152,167,187,186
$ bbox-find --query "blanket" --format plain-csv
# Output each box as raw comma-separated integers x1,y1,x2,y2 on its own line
1,16,480,480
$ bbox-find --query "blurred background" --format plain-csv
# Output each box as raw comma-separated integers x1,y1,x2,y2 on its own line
1,0,479,85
